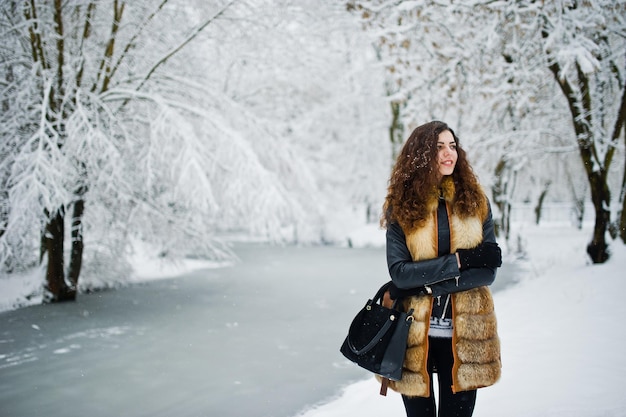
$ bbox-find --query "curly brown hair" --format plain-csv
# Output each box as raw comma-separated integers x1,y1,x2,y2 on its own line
381,121,484,231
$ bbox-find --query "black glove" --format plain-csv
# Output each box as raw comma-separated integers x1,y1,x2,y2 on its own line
388,282,427,300
457,242,502,270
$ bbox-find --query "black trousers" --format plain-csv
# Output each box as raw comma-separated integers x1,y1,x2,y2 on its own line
401,337,477,417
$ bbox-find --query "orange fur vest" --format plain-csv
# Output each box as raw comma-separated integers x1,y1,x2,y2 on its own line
382,178,501,397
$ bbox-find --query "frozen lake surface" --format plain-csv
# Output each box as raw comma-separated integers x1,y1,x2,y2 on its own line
0,244,518,417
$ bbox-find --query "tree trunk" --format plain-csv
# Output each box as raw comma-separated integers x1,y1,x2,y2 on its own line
587,169,611,263
389,101,404,161
544,49,612,262
534,181,551,225
539,13,622,263
573,198,585,230
67,197,85,288
619,200,626,244
580,158,611,263
43,208,75,302
504,200,511,241
617,128,626,244
492,158,515,240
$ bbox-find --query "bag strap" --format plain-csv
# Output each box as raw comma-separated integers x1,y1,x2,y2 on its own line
347,313,395,355
380,377,390,396
373,280,393,304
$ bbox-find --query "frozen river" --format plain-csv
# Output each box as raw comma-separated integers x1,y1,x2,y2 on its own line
0,244,518,417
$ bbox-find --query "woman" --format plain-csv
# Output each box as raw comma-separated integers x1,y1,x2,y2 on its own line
380,121,502,417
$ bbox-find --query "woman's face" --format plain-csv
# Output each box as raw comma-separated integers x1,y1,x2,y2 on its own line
437,130,457,177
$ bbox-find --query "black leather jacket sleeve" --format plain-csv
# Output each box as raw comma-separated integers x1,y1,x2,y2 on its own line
386,203,499,298
386,223,460,294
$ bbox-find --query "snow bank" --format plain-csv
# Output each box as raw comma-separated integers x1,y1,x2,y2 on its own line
294,224,626,417
0,241,231,313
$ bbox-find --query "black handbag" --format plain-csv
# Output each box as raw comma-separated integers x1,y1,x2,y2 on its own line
340,281,414,384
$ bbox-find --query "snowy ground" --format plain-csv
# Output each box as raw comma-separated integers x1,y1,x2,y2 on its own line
1,222,625,417
294,223,626,417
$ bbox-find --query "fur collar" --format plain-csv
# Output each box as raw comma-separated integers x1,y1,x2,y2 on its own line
428,176,488,219
404,176,489,260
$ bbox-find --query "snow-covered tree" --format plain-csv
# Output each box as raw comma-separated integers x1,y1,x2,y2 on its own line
345,0,564,239
0,1,247,301
347,0,626,262
0,0,390,304
482,0,626,263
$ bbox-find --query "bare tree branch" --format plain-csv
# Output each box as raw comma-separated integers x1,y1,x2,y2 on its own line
76,2,97,89
92,0,125,93
25,0,47,70
107,0,170,83
134,0,238,93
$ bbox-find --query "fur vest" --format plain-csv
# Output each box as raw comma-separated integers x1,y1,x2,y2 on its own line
384,177,501,397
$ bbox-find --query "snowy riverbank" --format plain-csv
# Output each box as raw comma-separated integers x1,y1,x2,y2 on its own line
293,223,626,417
1,222,624,417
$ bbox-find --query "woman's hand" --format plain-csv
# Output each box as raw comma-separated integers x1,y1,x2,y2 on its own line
457,242,502,270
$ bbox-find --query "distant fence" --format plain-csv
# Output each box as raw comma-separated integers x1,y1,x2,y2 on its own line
509,202,595,226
